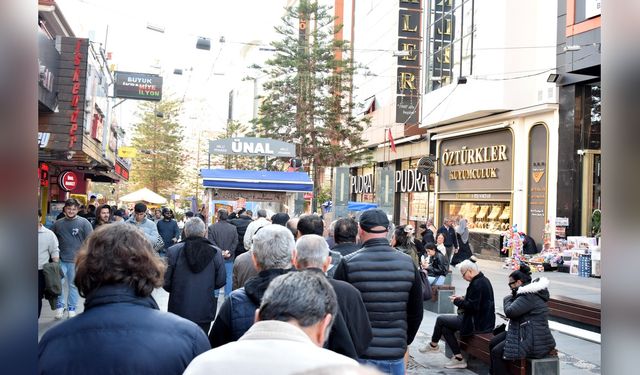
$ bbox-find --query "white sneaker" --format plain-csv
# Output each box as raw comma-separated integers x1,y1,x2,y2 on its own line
54,308,65,320
419,342,440,353
444,356,467,369
67,310,76,318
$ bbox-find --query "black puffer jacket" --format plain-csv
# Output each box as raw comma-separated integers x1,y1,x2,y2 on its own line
503,277,556,360
333,238,423,360
230,215,252,256
454,271,495,336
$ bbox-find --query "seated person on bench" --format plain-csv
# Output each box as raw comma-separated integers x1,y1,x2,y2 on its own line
421,242,448,286
490,264,556,375
419,257,495,369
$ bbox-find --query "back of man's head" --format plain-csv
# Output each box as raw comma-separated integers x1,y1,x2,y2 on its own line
252,224,294,270
217,208,229,221
297,214,324,236
271,212,290,226
246,210,253,218
258,270,337,339
286,218,299,237
134,203,147,214
295,234,330,270
256,209,267,218
184,217,206,238
185,211,194,218
334,217,358,244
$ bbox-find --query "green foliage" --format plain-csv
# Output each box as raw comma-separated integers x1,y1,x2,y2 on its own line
129,98,185,196
252,0,370,211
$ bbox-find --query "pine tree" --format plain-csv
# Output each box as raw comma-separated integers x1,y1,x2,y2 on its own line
252,0,370,211
129,98,185,197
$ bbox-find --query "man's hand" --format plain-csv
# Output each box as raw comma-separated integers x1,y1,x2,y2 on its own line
222,250,231,259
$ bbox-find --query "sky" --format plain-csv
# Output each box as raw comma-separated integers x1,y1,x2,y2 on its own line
55,0,293,141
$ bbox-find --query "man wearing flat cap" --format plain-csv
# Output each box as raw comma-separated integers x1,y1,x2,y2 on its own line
333,208,423,374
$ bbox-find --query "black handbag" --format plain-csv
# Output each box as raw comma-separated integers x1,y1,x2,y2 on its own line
419,269,432,301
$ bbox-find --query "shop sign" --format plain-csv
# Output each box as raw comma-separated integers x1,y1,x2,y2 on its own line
209,137,295,157
395,0,422,124
90,113,104,142
350,174,373,194
213,189,286,203
113,71,162,101
37,31,60,111
69,39,84,149
556,217,569,227
396,169,429,193
59,171,79,192
114,162,129,180
39,163,49,187
439,129,513,192
430,0,454,90
527,124,548,250
118,146,138,158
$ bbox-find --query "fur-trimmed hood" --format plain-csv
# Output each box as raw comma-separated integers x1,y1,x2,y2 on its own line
516,277,550,301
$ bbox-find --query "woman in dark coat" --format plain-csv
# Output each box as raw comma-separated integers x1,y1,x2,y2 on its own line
421,242,449,285
38,224,210,375
451,218,473,266
420,257,495,369
489,265,556,375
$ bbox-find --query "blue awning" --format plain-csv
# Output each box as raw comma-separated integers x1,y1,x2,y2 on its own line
347,201,378,211
201,169,313,192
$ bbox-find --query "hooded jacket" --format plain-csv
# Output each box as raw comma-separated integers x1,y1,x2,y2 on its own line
230,214,253,256
502,277,556,360
209,268,291,348
38,284,210,375
164,237,226,324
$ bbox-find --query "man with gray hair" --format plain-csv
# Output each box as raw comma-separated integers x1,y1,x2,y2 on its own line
209,224,294,348
164,217,226,333
243,209,269,251
294,235,372,359
184,271,357,374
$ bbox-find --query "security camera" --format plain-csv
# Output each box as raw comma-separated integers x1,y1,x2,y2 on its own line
66,151,76,160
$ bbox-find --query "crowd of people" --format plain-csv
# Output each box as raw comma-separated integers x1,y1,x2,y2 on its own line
38,203,556,375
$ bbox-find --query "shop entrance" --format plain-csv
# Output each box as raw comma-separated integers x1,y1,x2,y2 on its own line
581,150,601,237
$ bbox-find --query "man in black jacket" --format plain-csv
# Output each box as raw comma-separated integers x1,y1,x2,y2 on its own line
208,208,239,297
436,217,458,262
331,217,361,257
293,234,372,359
333,209,423,374
164,217,226,334
229,208,252,257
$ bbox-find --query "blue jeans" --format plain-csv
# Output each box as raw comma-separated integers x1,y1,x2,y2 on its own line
56,261,79,311
214,260,234,298
428,275,445,286
359,358,405,375
224,259,233,296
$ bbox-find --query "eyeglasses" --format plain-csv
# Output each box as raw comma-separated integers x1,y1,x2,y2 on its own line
461,269,469,277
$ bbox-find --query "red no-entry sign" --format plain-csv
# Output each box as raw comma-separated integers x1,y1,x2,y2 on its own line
59,171,78,192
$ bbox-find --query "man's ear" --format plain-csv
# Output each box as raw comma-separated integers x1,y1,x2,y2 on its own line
254,309,261,323
321,255,331,272
251,252,260,271
313,314,333,347
291,249,299,269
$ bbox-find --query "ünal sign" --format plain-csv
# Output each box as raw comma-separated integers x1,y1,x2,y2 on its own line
209,138,296,157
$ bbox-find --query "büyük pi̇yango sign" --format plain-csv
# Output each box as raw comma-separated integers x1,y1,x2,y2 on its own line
438,129,513,192
113,71,162,101
209,137,296,157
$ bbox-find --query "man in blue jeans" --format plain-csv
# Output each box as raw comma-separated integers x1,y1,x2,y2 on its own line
51,198,93,319
207,208,238,297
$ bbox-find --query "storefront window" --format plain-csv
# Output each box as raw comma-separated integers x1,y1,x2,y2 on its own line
442,201,511,232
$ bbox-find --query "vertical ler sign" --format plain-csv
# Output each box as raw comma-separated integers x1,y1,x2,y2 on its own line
431,0,454,91
396,0,422,125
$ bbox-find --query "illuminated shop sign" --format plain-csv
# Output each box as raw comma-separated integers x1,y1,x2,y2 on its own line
350,174,373,194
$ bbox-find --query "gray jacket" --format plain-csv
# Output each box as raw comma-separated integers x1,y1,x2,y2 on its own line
503,277,556,360
127,217,161,248
207,220,239,260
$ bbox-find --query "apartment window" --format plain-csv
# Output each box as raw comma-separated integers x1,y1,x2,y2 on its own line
426,0,474,92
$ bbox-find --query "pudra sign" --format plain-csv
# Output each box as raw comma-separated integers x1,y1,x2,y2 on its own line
208,137,296,157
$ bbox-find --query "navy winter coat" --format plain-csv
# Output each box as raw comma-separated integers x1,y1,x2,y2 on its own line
38,284,210,375
503,277,556,360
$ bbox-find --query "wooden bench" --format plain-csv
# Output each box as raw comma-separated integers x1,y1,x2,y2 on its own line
548,295,601,333
457,333,558,375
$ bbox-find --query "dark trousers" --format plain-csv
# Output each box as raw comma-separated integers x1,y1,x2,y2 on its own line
445,246,454,263
490,331,509,375
38,270,45,318
432,314,463,355
197,322,211,335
